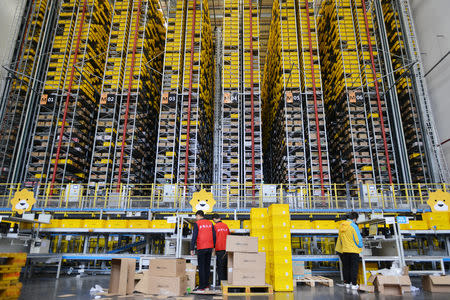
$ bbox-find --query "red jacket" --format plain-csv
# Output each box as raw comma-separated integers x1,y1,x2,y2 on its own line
214,221,230,251
193,219,215,250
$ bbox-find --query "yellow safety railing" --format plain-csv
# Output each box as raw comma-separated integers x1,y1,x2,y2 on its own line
0,182,447,211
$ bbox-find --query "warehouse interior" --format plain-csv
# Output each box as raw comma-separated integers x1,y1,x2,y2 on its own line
0,0,450,299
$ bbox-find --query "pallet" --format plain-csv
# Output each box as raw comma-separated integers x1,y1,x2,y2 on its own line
189,290,221,295
295,276,334,287
222,282,273,295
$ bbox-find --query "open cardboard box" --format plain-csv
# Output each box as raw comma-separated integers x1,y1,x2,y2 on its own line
109,258,135,296
368,274,411,296
422,275,450,293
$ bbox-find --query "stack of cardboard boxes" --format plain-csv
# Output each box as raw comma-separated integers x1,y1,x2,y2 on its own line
135,259,187,296
226,235,266,286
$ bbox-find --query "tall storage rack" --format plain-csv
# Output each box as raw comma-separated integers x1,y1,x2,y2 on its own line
88,0,165,185
220,0,241,198
0,0,54,183
25,0,112,190
177,0,215,185
297,0,330,191
154,0,215,187
317,0,398,185
241,0,264,197
379,0,433,183
154,0,187,184
261,0,330,191
219,0,264,200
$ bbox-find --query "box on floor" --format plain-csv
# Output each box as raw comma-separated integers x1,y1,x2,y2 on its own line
109,258,135,296
422,275,450,293
149,258,186,277
368,275,411,296
135,270,187,296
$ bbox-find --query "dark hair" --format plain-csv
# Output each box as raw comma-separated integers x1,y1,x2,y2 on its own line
212,213,220,220
349,211,358,220
196,210,205,217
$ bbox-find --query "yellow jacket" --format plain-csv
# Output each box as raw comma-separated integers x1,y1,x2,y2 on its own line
336,220,363,254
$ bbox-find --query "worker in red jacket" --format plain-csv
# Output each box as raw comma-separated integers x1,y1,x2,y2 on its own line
190,210,216,291
213,214,230,284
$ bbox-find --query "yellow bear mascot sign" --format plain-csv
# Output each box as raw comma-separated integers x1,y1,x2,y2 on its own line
189,189,216,213
11,189,36,215
427,189,450,212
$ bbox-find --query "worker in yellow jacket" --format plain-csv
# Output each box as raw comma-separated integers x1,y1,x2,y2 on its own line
336,212,363,290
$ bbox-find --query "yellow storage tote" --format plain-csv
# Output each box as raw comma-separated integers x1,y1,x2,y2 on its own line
128,220,151,229
291,220,312,229
105,220,128,229
312,220,337,229
60,219,83,228
243,220,251,229
83,219,105,228
250,207,268,219
399,220,428,230
151,220,176,229
423,212,450,230
272,275,294,291
268,204,290,216
222,220,240,230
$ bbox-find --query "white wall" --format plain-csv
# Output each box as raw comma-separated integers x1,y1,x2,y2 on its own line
0,0,26,89
411,0,450,171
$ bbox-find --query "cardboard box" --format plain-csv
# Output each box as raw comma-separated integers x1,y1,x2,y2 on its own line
109,258,135,295
134,270,150,293
358,285,375,293
292,261,305,276
228,269,266,285
422,275,450,293
146,275,187,296
186,263,197,291
226,235,258,253
369,275,411,295
149,258,186,277
228,252,266,270
227,253,266,285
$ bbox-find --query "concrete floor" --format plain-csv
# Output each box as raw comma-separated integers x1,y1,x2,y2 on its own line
18,275,449,300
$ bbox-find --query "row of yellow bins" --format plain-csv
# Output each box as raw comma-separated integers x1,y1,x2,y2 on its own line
0,253,26,300
40,219,242,230
36,212,450,231
250,204,294,292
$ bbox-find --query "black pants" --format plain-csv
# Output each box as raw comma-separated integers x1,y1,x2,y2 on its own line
342,252,359,285
216,250,227,283
197,248,212,289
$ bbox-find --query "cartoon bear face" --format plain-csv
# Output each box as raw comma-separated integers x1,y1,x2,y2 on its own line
11,189,36,215
427,189,450,212
189,189,216,213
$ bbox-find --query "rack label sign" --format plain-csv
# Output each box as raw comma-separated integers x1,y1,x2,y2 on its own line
231,92,238,103
349,90,363,103
286,92,300,103
40,94,55,105
100,93,115,105
163,92,176,106
396,216,409,224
